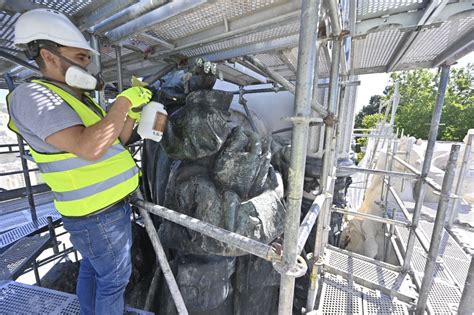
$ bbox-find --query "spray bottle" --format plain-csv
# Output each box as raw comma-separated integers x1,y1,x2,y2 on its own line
137,101,167,143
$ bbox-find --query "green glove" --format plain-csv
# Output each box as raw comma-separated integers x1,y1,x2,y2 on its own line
118,86,152,120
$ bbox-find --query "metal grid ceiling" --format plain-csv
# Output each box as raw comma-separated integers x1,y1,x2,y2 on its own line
146,0,287,42
0,11,20,51
353,28,405,73
398,13,474,68
31,0,92,16
356,0,425,18
180,19,300,57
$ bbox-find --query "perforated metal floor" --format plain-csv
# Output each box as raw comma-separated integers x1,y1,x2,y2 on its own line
391,203,470,314
317,273,410,314
0,281,153,315
0,210,61,249
324,248,407,291
0,235,50,280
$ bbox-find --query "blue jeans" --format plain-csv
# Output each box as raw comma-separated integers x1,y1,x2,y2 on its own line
62,202,133,315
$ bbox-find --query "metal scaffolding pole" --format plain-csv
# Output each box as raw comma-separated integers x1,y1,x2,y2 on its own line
115,45,124,92
416,144,460,314
243,56,328,117
297,194,326,254
277,0,320,313
306,33,342,315
133,198,281,262
447,134,472,228
332,206,409,228
384,140,398,261
403,65,451,271
138,206,188,315
458,255,474,315
4,73,37,222
90,35,105,109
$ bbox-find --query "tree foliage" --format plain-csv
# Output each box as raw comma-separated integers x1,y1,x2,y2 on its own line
354,65,473,141
388,65,473,141
354,95,383,128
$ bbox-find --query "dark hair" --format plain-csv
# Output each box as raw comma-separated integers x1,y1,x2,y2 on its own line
35,54,46,70
25,40,60,70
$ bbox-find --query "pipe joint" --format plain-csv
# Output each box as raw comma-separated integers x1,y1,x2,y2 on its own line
273,255,308,278
323,112,337,126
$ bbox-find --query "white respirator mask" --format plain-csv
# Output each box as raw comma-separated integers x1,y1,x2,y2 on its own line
46,47,104,91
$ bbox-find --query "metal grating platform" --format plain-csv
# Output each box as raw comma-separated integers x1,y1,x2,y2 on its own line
391,202,469,314
317,273,409,315
0,281,153,315
324,248,407,292
0,211,61,249
318,273,364,314
0,235,50,280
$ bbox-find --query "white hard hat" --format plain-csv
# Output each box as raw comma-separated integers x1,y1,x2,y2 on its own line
14,8,99,55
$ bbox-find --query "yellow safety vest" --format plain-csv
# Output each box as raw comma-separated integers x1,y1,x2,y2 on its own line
7,79,139,217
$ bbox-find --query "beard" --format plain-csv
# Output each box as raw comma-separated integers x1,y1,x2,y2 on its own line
58,59,69,79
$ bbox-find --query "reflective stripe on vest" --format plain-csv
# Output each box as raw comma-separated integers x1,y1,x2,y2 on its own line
7,80,139,217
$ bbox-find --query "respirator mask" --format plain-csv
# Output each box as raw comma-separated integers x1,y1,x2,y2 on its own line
44,46,104,91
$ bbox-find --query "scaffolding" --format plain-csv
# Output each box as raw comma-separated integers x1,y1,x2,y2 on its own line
0,0,473,314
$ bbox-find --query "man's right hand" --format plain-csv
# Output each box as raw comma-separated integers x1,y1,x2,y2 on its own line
117,87,153,120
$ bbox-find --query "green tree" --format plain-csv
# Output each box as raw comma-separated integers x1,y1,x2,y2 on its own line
355,113,385,161
354,95,383,128
387,65,473,141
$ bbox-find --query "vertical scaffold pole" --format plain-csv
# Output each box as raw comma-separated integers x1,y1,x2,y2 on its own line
458,255,474,315
416,144,460,314
403,65,451,271
306,32,342,315
90,35,105,109
447,134,472,228
278,0,320,314
115,45,124,93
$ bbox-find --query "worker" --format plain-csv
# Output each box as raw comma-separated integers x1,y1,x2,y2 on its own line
7,9,151,314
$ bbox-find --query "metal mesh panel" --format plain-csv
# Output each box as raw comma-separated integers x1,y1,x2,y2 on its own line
0,12,20,51
149,0,286,41
353,29,404,70
419,221,470,261
0,214,60,248
180,20,299,57
286,46,330,77
0,281,153,314
100,44,135,60
0,235,50,280
356,0,424,18
32,0,92,16
318,273,363,314
400,23,452,64
0,282,71,314
325,248,402,290
409,240,454,284
427,281,461,314
399,14,474,67
361,287,409,315
60,299,81,315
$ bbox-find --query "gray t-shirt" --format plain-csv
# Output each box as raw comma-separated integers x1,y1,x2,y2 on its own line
9,81,84,153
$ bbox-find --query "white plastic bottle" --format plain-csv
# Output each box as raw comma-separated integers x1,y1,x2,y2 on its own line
137,101,168,142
